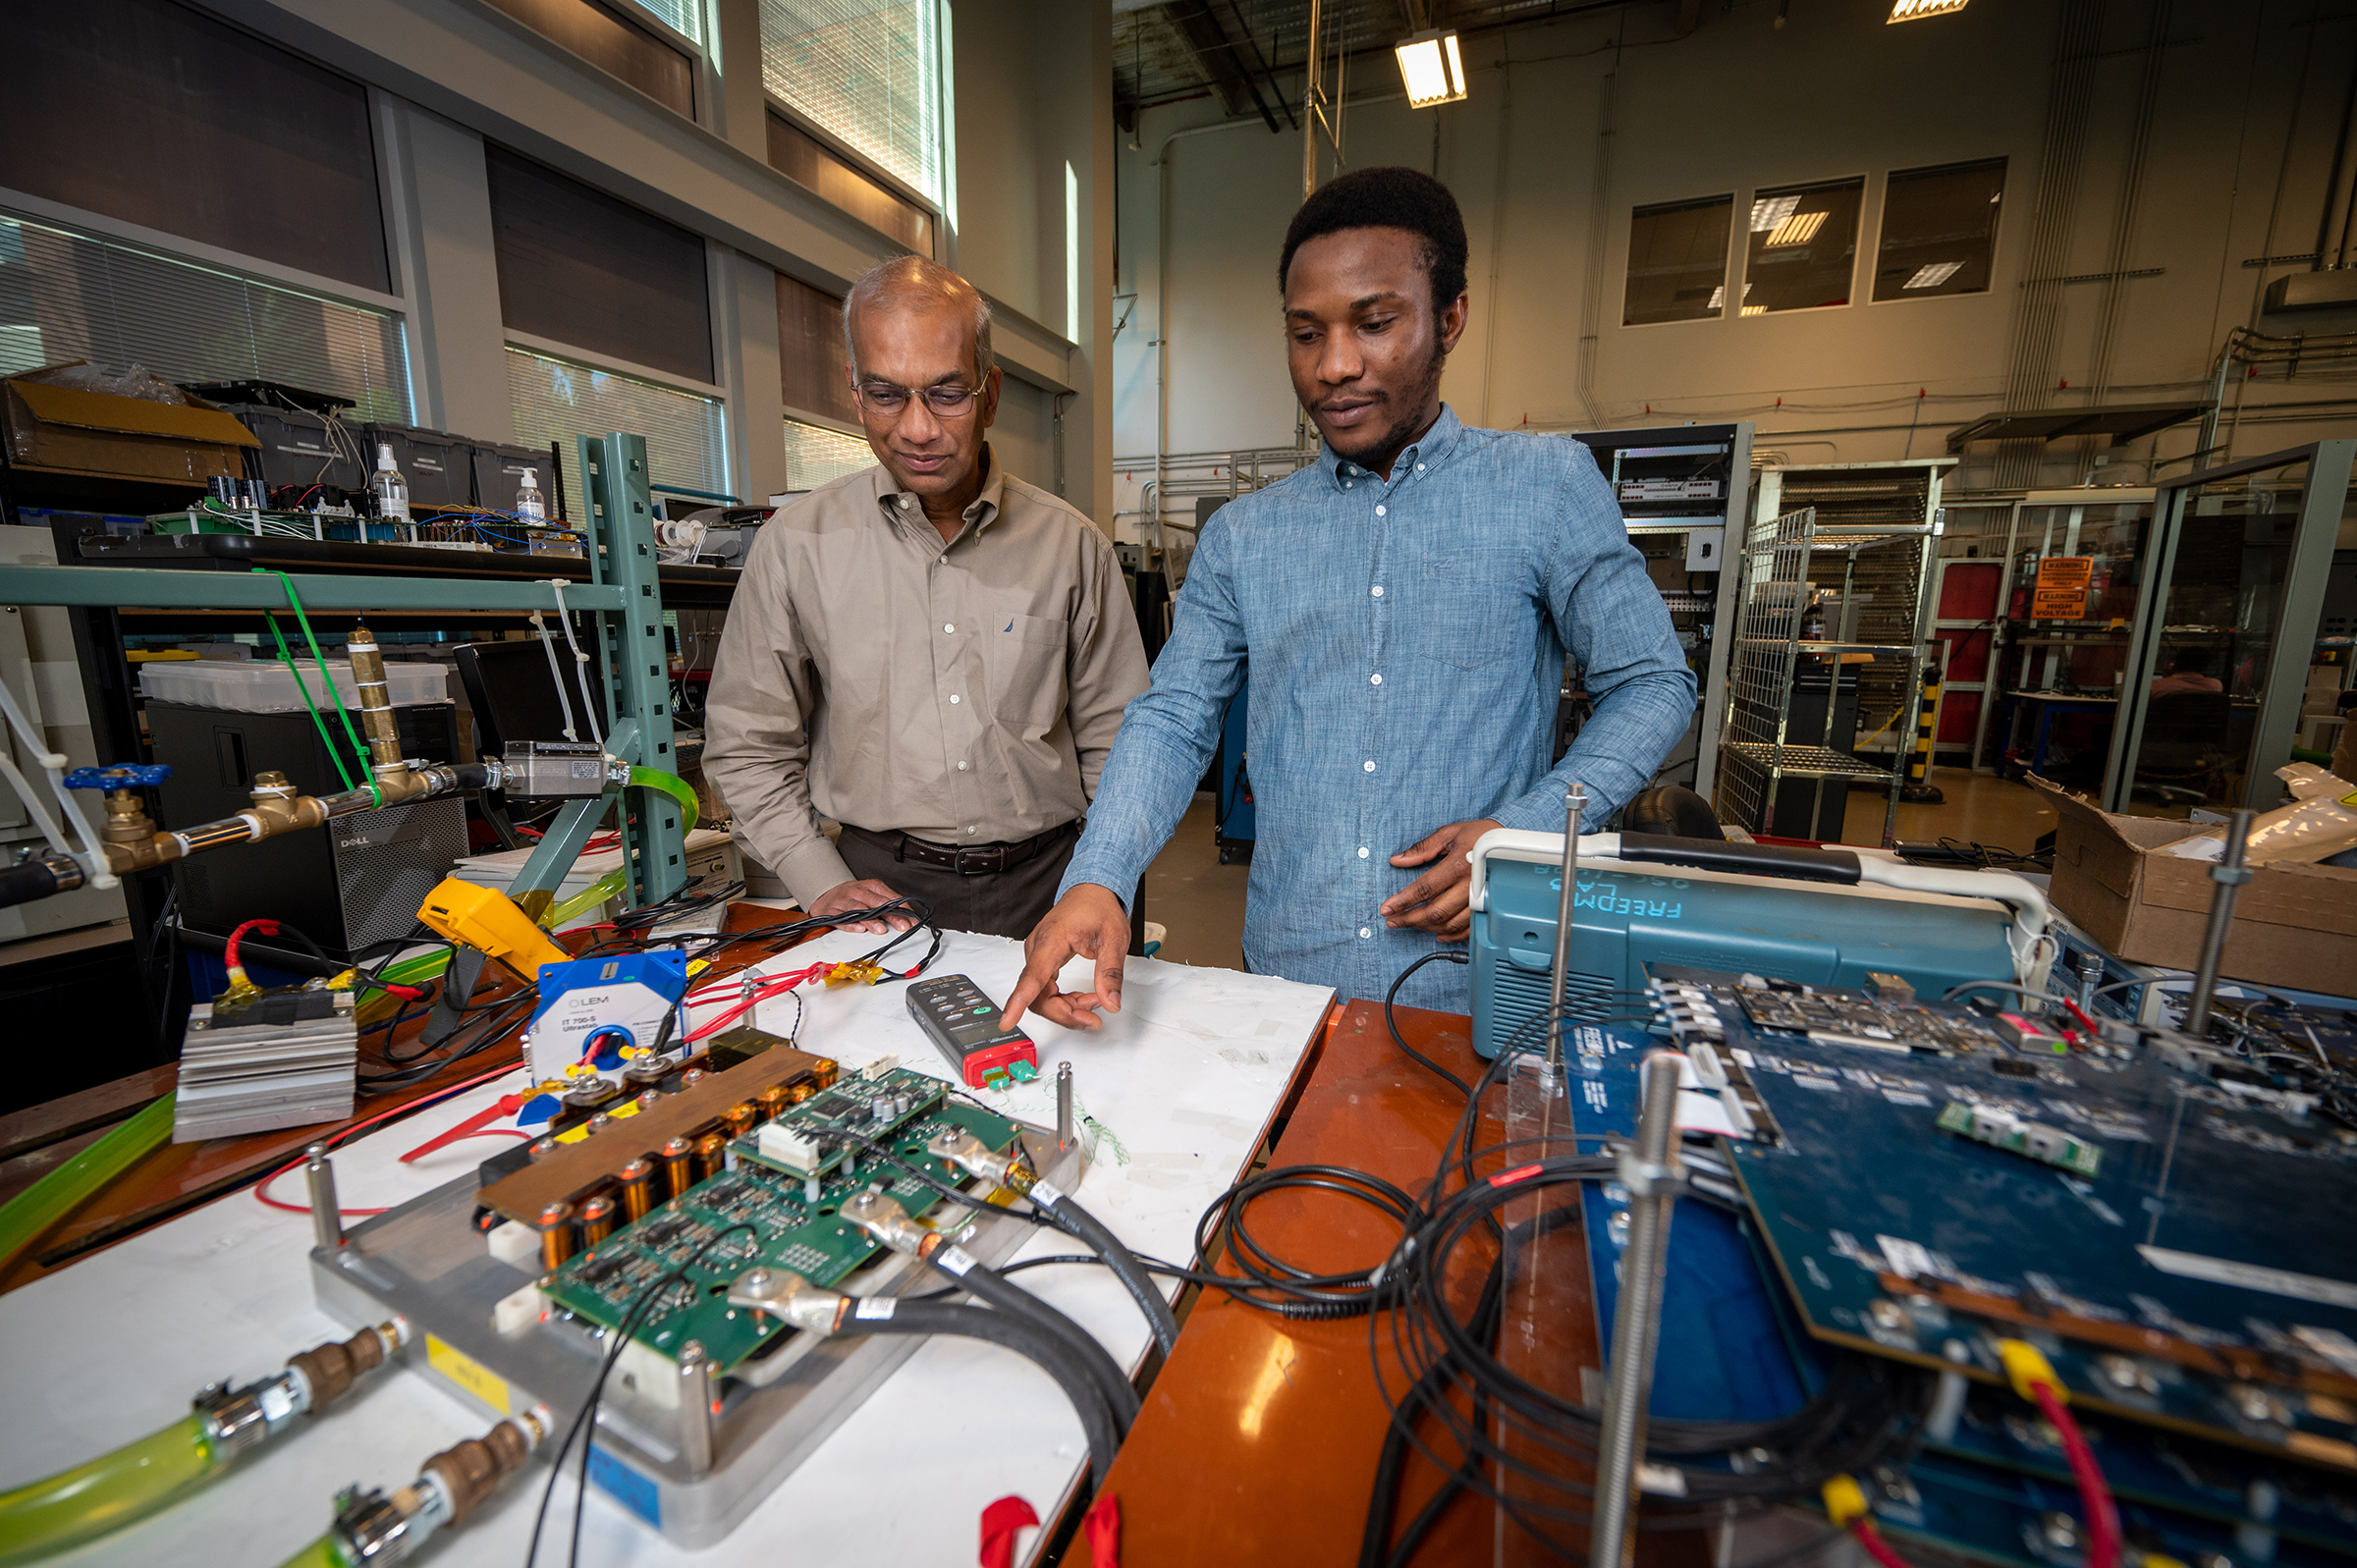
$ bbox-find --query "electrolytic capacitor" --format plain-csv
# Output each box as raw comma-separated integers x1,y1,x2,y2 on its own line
617,1159,655,1221
538,1202,576,1271
694,1130,727,1181
724,1103,756,1141
661,1136,694,1199
579,1194,618,1247
755,1085,788,1124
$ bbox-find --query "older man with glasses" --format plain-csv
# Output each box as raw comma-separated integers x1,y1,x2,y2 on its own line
704,256,1150,940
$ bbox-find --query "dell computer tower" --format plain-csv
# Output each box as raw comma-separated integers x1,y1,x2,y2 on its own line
147,698,466,962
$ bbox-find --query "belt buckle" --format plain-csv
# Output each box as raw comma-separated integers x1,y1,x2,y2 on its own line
954,844,1005,876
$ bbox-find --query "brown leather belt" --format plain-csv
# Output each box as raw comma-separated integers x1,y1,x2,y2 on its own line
840,819,1079,877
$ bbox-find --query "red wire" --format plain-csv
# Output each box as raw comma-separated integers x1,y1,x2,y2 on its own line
223,917,278,974
252,1063,524,1217
1848,1523,1914,1568
2031,1382,2119,1568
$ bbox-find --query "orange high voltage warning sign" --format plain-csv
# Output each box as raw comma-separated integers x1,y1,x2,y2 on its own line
2031,556,2095,619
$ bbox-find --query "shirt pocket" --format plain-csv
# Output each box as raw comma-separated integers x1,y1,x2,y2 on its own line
1411,547,1523,671
984,613,1068,728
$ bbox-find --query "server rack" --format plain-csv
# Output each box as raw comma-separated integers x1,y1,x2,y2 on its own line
1563,421,1755,800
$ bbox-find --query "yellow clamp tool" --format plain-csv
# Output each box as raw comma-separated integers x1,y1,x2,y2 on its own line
417,877,573,982
1821,1475,1869,1527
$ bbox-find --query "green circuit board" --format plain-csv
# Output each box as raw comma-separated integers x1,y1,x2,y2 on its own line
538,1067,1023,1372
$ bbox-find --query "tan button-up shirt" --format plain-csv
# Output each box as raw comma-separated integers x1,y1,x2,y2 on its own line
702,454,1150,909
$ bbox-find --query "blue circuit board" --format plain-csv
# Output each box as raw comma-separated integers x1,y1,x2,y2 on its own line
1899,1447,2356,1568
1934,1383,2357,1552
1674,971,2357,1471
1557,1009,2357,1561
1557,1023,1825,1424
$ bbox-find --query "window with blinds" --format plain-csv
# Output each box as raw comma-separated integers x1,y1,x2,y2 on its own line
475,0,694,117
624,0,702,40
0,210,411,420
776,272,857,426
0,0,391,293
758,0,944,206
486,145,715,386
509,346,731,519
781,417,872,494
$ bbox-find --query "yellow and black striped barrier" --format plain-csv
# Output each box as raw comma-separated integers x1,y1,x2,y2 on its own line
1900,658,1946,803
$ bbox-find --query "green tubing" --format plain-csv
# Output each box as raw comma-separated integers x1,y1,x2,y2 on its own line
271,1532,352,1568
0,1093,176,1279
628,766,699,836
545,868,628,930
0,1411,217,1566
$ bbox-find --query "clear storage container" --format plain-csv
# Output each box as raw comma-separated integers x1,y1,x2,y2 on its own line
138,660,448,713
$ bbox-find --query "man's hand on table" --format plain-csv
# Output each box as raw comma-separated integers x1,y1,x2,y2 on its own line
1001,883,1130,1032
809,877,917,934
1382,818,1503,943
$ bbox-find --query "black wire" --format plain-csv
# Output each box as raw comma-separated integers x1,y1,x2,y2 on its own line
1386,950,1473,1097
1189,1164,1423,1318
523,1222,758,1568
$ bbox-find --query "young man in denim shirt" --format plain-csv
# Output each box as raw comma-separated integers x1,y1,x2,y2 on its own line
1004,167,1693,1028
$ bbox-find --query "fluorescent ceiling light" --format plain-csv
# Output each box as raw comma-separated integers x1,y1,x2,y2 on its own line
1890,0,1969,18
1903,261,1963,289
1750,193,1801,233
1765,210,1830,247
1741,305,1767,316
1707,286,1725,310
1396,30,1468,109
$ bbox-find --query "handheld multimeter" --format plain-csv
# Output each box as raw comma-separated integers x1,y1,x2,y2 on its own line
905,974,1039,1089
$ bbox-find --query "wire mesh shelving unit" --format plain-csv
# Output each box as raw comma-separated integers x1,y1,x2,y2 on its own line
1714,503,1941,847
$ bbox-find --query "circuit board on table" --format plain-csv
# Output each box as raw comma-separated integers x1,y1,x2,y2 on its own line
1646,966,2357,1472
1563,1006,2357,1561
538,1067,1022,1373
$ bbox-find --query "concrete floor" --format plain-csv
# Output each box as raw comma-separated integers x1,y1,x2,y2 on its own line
1140,794,1252,969
1137,768,2058,975
1838,765,2058,855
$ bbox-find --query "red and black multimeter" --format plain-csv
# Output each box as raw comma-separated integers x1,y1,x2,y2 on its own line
905,974,1040,1090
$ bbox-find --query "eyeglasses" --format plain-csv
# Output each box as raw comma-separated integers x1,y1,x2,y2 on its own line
855,381,979,418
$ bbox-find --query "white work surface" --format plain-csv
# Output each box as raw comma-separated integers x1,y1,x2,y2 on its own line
0,930,1333,1567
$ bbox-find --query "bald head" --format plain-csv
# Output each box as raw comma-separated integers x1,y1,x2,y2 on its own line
842,255,995,384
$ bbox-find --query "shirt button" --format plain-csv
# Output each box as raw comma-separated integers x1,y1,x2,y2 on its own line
899,496,913,509
1363,759,1376,773
957,760,968,771
967,826,978,835
1358,846,1370,858
949,694,960,704
1358,927,1372,940
943,623,955,633
939,555,948,565
1371,586,1384,597
1370,673,1383,685
1376,505,1387,517
1415,462,1425,472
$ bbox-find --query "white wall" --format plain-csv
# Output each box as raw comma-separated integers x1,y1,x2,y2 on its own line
1114,0,2357,511
954,0,1114,518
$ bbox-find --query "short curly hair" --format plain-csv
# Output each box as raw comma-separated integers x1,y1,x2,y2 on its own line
1278,167,1469,313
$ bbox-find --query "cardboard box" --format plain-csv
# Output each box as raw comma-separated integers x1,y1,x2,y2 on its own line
2,368,258,486
2030,775,2357,992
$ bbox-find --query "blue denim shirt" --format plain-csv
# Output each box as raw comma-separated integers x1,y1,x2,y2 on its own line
1063,406,1695,1010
